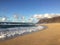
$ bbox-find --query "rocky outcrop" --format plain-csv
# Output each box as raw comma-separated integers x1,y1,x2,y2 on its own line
38,16,60,23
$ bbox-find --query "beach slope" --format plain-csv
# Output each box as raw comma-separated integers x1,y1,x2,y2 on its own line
0,23,60,45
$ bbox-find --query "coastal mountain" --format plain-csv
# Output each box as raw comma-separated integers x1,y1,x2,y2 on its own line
38,16,60,23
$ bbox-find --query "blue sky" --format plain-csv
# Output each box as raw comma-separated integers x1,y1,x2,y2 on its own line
0,0,60,19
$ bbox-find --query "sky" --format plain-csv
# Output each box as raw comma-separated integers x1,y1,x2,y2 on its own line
0,0,60,22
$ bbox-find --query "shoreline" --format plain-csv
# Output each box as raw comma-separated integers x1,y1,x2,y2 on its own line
0,25,46,41
0,23,60,45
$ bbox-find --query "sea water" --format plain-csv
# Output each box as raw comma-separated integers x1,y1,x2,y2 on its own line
0,26,44,40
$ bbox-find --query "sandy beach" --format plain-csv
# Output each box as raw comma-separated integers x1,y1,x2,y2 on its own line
0,23,60,45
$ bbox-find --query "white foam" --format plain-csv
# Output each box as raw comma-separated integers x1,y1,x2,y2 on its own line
0,34,6,39
0,26,44,39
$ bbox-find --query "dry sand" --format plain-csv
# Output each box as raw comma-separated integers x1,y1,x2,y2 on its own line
0,23,60,45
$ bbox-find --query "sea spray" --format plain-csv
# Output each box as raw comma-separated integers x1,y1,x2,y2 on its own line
0,26,45,40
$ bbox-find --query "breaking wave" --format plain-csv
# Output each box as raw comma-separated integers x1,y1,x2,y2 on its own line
0,26,45,40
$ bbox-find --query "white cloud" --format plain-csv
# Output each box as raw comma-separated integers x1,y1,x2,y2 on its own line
43,13,52,18
33,14,43,19
33,13,60,19
2,17,7,21
28,18,33,22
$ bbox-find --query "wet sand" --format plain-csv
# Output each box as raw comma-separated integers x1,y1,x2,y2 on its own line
0,23,60,45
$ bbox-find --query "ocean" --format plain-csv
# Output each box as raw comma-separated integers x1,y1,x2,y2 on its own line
0,26,44,40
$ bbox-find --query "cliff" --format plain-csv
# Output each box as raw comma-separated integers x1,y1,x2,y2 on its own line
38,16,60,23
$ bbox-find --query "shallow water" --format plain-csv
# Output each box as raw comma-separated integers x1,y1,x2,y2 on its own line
0,26,45,40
